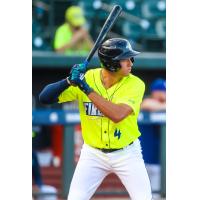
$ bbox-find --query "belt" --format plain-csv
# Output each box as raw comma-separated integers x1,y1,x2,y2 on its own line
95,141,134,153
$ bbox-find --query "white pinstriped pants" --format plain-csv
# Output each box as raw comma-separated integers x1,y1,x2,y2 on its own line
67,139,153,200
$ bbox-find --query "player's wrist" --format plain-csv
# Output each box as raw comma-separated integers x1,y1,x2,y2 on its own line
84,86,94,95
79,80,94,95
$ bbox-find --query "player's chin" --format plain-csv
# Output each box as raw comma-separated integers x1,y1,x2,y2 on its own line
123,72,130,76
125,69,131,76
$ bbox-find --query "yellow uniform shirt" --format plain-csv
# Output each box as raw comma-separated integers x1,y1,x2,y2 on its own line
58,68,145,149
54,23,91,56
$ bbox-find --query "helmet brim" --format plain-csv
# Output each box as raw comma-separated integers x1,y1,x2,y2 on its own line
113,50,140,61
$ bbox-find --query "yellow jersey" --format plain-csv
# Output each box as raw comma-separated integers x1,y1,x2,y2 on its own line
58,68,145,149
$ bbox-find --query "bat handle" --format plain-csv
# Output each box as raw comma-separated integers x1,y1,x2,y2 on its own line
82,60,89,72
83,60,89,68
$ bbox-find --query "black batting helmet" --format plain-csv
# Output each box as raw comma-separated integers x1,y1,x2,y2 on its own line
98,38,140,72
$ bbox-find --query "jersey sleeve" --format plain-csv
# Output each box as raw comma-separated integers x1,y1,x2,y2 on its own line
58,85,80,103
115,80,145,115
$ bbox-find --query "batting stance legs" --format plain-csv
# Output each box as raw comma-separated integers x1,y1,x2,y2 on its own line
67,140,152,200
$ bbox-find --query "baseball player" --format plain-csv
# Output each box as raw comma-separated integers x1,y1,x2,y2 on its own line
39,38,153,200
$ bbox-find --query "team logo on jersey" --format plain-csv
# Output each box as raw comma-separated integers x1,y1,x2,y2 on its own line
83,102,103,116
114,129,122,139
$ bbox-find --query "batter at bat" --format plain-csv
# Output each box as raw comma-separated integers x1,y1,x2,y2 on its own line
39,38,153,200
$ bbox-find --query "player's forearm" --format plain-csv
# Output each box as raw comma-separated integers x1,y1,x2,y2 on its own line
39,79,70,104
88,92,132,123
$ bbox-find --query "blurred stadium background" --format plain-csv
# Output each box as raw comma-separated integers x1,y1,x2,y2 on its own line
32,0,166,199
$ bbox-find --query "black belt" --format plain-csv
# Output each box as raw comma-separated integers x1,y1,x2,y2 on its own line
95,141,134,153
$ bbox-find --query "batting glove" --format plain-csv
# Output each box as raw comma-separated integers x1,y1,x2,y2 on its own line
71,63,87,74
68,63,87,85
68,64,93,95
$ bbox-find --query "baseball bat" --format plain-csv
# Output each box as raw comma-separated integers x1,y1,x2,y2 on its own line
83,5,122,68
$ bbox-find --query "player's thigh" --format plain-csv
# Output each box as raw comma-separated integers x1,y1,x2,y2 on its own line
68,146,110,200
119,160,152,200
115,142,152,200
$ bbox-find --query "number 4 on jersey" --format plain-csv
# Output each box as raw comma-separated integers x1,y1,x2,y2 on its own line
114,129,121,139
